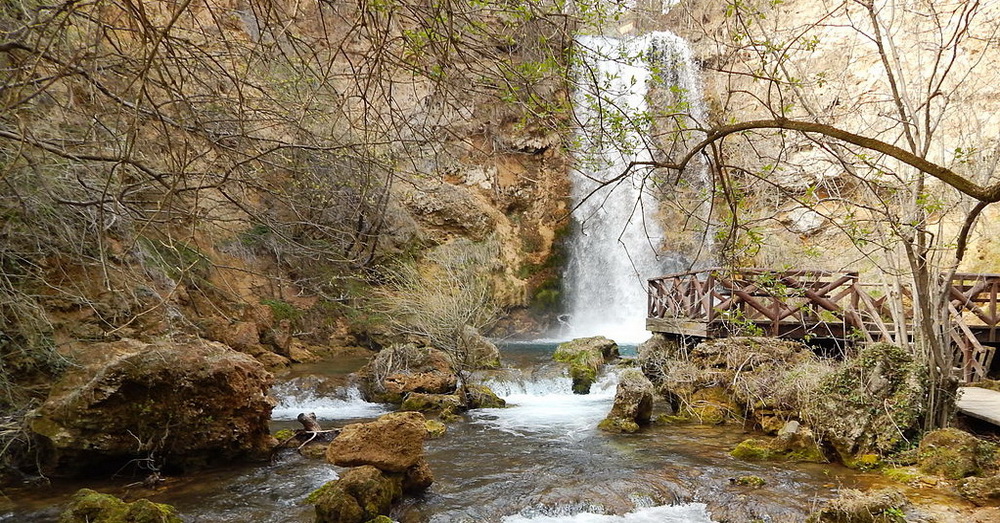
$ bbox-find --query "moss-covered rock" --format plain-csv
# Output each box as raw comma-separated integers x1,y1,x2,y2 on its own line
959,474,1000,506
599,368,653,433
806,343,929,461
424,419,447,438
806,488,908,522
553,336,618,394
730,428,827,463
732,475,766,487
310,466,402,523
465,384,506,409
400,393,462,414
918,428,987,479
356,345,458,404
59,488,181,523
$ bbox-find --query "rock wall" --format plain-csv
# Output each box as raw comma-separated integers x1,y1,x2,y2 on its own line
654,0,1000,272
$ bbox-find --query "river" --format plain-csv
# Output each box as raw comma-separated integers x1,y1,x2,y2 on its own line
4,341,888,522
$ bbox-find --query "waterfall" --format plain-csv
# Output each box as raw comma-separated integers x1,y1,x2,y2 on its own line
563,31,706,344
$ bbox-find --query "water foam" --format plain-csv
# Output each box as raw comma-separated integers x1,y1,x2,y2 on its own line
270,383,387,421
472,371,618,439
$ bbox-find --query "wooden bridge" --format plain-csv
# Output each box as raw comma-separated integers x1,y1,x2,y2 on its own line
646,268,1000,382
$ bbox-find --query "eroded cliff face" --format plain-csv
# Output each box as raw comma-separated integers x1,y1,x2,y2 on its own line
1,0,574,478
655,0,1000,273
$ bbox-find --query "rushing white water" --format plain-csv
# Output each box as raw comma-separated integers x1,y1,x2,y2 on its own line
473,372,619,440
270,382,387,421
564,31,706,344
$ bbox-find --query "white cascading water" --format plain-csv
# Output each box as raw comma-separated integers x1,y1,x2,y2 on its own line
563,31,707,344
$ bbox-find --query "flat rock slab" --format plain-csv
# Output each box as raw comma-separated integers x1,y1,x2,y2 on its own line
957,387,1000,426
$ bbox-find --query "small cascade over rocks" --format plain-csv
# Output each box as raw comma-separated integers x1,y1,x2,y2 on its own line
563,31,707,344
271,380,388,421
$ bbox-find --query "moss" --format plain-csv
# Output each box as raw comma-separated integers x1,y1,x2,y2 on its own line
465,384,506,409
731,439,775,461
918,428,985,479
274,429,296,441
730,435,827,463
598,417,640,434
399,393,461,413
732,475,766,487
882,467,920,485
59,489,181,523
848,453,882,471
260,299,302,322
424,419,447,439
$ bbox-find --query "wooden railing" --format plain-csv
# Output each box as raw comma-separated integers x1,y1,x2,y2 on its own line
647,268,1000,382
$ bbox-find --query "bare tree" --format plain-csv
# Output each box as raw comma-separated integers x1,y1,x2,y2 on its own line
643,0,1000,427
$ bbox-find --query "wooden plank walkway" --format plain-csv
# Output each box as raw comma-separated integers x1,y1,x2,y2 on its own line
957,387,1000,426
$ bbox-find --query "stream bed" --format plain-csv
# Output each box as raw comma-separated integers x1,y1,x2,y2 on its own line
5,342,888,522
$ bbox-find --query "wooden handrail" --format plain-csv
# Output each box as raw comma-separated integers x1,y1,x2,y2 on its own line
647,268,1000,381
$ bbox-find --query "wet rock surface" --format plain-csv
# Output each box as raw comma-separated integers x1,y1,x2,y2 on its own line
28,338,274,476
599,367,654,433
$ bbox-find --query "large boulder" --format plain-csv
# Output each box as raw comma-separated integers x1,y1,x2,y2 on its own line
806,343,928,461
326,411,432,492
918,428,987,479
553,336,619,394
59,488,181,523
28,338,274,476
598,368,654,433
356,344,458,404
309,465,402,523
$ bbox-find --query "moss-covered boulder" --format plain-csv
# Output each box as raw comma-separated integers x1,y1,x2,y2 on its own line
309,466,402,523
553,336,618,394
806,488,908,522
59,488,181,523
731,426,827,463
918,428,988,479
29,339,274,476
356,344,458,404
400,393,462,415
465,384,507,409
806,343,928,461
598,368,654,433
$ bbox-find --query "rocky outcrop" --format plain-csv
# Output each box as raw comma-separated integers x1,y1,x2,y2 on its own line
918,428,987,479
356,345,458,404
598,368,654,433
553,336,619,394
326,411,432,489
28,338,274,476
807,344,928,461
59,488,181,523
